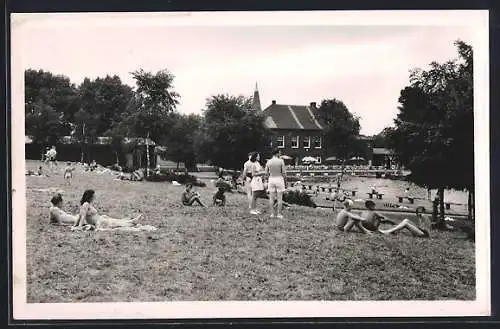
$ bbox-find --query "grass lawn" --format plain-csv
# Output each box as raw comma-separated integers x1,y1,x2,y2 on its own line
25,161,475,302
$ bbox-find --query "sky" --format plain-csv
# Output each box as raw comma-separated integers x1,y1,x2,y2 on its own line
13,13,478,135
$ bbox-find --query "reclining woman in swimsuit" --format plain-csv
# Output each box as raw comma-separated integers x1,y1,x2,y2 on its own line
49,194,78,225
75,189,143,229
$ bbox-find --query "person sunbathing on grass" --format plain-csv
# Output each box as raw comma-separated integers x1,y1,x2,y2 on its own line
26,166,46,177
75,189,144,230
335,199,373,234
379,206,432,238
49,194,78,226
343,200,397,234
181,183,206,207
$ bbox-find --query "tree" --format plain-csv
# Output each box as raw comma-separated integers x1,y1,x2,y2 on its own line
122,69,180,144
25,101,70,145
390,40,474,223
24,69,79,143
75,75,134,139
105,120,130,165
315,99,362,159
315,98,364,182
194,94,274,170
372,127,396,149
70,76,134,162
162,113,202,170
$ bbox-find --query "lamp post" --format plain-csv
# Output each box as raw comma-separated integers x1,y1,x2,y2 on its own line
146,132,150,177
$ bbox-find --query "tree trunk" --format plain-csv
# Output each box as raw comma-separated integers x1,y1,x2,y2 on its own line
137,151,142,170
338,159,347,189
81,123,86,163
438,188,445,224
146,133,150,177
468,190,474,221
80,143,85,164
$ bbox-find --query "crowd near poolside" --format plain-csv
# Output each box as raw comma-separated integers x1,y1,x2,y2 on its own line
26,145,469,240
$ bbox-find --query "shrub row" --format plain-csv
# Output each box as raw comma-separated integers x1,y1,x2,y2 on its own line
144,171,206,187
282,190,317,208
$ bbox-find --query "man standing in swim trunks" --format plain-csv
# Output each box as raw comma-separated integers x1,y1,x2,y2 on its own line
265,148,287,219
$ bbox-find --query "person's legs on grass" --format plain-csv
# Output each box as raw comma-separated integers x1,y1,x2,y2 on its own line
246,179,253,210
193,196,206,207
250,189,261,215
269,190,277,218
344,218,373,234
380,219,426,237
276,191,284,218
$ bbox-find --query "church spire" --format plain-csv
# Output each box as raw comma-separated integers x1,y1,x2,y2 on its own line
252,82,262,111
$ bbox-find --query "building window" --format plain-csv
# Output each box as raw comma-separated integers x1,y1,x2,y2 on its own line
303,136,310,148
313,136,322,149
277,135,285,148
316,156,322,164
291,136,299,148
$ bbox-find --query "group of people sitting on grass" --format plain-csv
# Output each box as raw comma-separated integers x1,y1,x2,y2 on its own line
336,199,432,238
49,190,156,232
180,183,227,207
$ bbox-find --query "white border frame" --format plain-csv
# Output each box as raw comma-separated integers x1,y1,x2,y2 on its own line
11,10,490,320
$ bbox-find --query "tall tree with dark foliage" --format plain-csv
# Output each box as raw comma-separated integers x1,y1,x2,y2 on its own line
389,40,474,223
195,94,274,170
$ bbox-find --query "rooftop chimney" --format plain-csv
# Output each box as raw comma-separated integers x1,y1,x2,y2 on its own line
272,100,276,105
310,102,317,108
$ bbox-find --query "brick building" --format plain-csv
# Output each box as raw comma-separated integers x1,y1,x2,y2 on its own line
253,84,376,165
255,84,325,164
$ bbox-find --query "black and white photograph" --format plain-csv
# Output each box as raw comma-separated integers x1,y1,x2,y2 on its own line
10,10,490,319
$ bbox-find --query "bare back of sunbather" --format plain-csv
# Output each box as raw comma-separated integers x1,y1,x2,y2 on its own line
49,206,78,225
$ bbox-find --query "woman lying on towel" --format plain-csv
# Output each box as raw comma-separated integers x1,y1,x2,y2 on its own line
74,189,156,231
49,194,78,225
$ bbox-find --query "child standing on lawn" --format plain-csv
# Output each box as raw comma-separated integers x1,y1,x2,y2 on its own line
63,162,75,185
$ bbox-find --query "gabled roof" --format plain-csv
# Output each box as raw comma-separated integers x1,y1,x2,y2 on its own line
262,103,324,130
